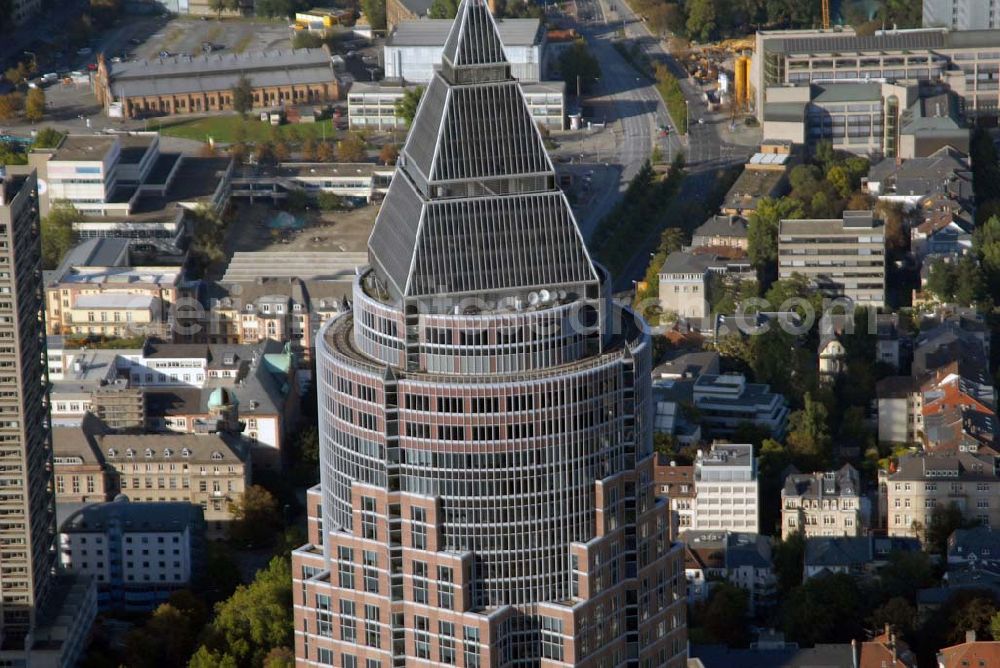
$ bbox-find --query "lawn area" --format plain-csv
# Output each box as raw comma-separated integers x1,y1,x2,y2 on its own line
150,116,340,144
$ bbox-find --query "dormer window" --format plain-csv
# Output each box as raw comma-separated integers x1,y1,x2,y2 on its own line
144,448,154,458
163,448,173,458
181,448,191,458
211,451,223,461
125,449,135,458
107,448,117,458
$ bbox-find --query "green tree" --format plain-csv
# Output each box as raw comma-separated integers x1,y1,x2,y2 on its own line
685,0,717,42
197,556,293,667
560,39,601,96
876,201,908,255
379,143,399,165
360,0,387,29
772,529,805,595
189,647,238,668
229,485,283,547
292,32,324,49
394,86,424,127
428,0,459,18
262,647,295,668
208,0,239,20
878,550,934,602
24,88,45,123
747,196,805,269
870,597,918,637
316,191,343,211
231,75,253,118
32,127,63,149
0,92,23,120
692,583,750,646
284,189,308,211
825,164,851,198
926,502,971,554
814,139,836,172
337,133,367,162
41,201,78,269
925,258,957,302
785,392,831,469
784,573,863,646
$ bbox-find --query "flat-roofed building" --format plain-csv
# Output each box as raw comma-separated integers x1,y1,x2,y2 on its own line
385,18,547,82
93,48,339,120
348,79,567,130
692,373,790,440
693,443,760,533
924,0,1000,31
59,500,205,611
779,210,887,307
752,26,1000,123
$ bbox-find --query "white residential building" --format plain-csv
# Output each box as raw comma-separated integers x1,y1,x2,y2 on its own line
693,443,759,533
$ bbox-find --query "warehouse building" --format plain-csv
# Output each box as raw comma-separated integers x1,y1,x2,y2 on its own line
93,47,340,120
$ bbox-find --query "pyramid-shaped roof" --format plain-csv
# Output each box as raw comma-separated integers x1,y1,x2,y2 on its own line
368,0,598,301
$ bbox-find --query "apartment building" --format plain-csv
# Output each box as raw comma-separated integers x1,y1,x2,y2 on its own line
53,414,113,506
59,500,205,611
693,443,760,533
98,433,250,539
883,452,1000,537
0,168,97,666
778,210,886,307
654,457,696,538
781,464,863,539
45,238,184,337
681,530,776,614
690,215,749,251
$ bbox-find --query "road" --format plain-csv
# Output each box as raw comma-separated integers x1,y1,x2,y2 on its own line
582,0,758,290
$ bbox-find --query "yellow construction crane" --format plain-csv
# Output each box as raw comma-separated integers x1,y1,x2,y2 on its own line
821,0,831,29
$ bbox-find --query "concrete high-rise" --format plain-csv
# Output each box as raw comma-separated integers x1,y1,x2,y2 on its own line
0,170,57,644
292,1,687,666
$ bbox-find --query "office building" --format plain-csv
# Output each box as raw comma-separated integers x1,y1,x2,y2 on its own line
385,18,547,83
778,210,887,307
752,26,1000,123
27,133,233,246
348,79,567,130
693,443,760,533
0,169,96,666
924,0,1000,31
762,80,967,158
781,465,863,539
692,373,790,440
292,2,688,665
59,499,205,611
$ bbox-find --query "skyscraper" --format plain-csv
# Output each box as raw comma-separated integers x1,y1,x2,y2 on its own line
0,170,57,644
293,1,687,665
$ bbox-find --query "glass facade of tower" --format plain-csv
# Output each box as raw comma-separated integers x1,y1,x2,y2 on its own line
293,2,687,665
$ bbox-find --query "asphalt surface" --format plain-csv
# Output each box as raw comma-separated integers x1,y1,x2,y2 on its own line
585,0,757,290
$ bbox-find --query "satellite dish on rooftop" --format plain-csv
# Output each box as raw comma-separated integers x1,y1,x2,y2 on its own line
539,289,551,303
528,292,540,307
